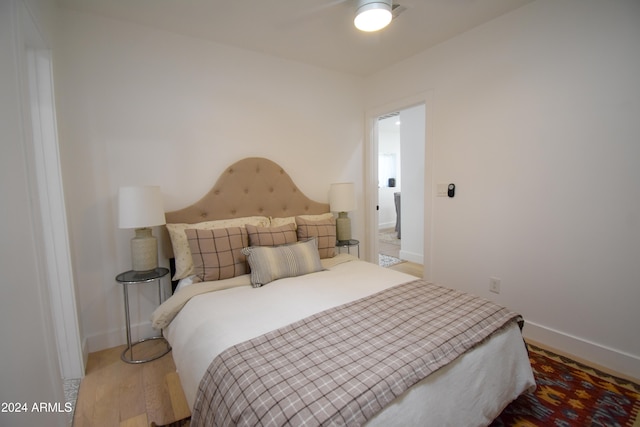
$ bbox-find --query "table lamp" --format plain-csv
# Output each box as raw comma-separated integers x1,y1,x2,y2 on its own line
118,186,166,272
330,182,356,242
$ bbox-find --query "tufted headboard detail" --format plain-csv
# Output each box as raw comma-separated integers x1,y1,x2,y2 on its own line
161,157,329,258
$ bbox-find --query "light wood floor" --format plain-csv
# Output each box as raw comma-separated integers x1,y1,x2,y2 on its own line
388,260,423,278
73,341,190,427
379,229,423,278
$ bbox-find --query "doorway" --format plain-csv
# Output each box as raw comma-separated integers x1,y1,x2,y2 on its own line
364,92,433,279
19,7,84,380
377,112,403,266
377,104,425,266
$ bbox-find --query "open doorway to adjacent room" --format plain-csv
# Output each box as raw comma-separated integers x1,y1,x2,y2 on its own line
372,102,427,278
377,112,403,266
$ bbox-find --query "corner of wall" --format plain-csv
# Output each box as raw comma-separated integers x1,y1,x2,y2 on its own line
523,321,640,380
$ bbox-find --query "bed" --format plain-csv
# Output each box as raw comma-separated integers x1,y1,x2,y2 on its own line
153,157,535,426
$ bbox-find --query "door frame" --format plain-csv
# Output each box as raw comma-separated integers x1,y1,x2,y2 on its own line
364,91,434,279
17,0,85,379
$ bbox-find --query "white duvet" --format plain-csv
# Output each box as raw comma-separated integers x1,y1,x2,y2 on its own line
163,254,535,426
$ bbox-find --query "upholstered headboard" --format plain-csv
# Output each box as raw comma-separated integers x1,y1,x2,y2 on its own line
161,157,329,258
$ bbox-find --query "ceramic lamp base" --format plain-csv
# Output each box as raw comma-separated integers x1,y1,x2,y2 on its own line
336,212,352,242
131,228,158,272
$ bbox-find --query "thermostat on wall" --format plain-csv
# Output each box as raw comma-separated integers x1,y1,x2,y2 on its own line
437,183,456,197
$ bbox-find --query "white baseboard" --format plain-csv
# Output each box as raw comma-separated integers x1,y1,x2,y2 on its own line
378,222,396,230
398,250,423,265
522,321,640,380
81,338,89,376
85,321,157,354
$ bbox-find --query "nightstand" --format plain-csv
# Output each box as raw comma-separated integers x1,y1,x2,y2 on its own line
116,267,171,364
336,239,360,258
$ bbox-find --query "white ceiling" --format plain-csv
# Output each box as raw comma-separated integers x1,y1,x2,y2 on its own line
56,0,534,76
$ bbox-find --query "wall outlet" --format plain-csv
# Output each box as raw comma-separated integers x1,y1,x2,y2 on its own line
489,277,501,294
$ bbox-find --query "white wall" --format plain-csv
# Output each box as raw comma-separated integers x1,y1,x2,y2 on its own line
54,9,365,352
398,105,425,264
378,116,400,229
378,187,399,230
0,0,68,425
365,0,640,377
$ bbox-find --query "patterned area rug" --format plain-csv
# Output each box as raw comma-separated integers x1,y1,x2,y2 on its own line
491,343,640,427
151,419,190,427
63,378,80,426
379,254,404,268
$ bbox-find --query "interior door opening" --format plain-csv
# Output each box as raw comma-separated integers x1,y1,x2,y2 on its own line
377,112,403,267
368,100,428,275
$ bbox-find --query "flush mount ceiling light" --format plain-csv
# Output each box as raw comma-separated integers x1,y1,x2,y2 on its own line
354,0,393,32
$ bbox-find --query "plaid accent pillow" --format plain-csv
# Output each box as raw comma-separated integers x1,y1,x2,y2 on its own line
295,216,336,258
269,213,334,229
166,216,269,280
185,227,249,282
242,238,324,287
246,223,297,247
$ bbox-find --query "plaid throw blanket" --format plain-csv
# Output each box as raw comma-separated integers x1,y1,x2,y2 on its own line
191,280,521,427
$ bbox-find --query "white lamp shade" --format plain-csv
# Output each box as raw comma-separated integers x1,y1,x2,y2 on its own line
118,186,166,229
330,183,356,213
354,0,392,32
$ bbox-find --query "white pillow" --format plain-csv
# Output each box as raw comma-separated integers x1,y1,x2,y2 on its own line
269,213,333,229
166,216,269,280
175,275,197,292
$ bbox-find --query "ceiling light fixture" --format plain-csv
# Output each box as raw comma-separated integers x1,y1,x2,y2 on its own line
354,0,393,32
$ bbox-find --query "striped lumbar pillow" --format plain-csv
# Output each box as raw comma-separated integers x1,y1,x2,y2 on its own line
242,238,324,287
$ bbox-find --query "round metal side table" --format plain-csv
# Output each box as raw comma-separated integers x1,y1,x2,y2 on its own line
116,267,171,364
336,239,360,258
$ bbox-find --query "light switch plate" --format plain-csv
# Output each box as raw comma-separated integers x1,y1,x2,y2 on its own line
437,184,448,197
